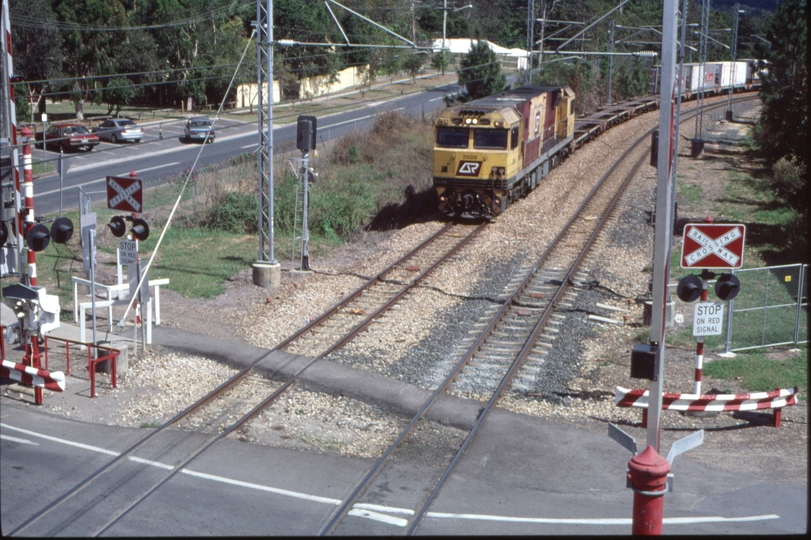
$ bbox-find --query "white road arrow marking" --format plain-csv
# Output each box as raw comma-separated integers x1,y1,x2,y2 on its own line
684,227,741,267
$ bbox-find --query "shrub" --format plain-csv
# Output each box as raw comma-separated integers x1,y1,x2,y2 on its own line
771,155,807,205
206,191,257,233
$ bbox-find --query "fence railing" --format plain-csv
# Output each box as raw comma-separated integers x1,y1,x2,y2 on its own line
669,263,808,353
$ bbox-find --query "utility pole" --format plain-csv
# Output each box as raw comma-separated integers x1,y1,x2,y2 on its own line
606,19,615,105
726,3,744,120
443,0,447,51
526,0,536,84
649,0,679,455
694,0,710,143
253,0,281,288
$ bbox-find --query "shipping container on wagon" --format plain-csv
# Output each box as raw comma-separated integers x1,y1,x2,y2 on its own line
685,64,719,93
719,61,748,88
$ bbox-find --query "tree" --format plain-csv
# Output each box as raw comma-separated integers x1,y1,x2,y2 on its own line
102,77,137,116
457,40,506,100
10,0,63,119
14,84,31,123
378,47,403,84
756,0,807,168
431,50,451,76
274,0,338,99
54,0,129,119
536,58,597,114
402,51,425,83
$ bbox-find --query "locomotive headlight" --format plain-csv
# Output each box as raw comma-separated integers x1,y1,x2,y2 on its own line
471,118,478,124
465,118,472,124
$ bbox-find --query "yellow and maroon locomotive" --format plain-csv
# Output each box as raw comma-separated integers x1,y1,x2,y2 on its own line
433,85,575,218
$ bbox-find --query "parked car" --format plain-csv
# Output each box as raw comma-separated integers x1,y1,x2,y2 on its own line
184,117,215,143
34,123,99,152
92,118,144,143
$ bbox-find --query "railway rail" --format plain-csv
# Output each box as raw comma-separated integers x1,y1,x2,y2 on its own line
5,94,759,537
6,222,485,537
319,94,759,535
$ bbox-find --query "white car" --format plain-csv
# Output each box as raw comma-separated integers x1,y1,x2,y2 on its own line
92,119,144,143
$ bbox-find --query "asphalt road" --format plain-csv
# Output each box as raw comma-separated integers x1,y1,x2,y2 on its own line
1,396,806,535
30,84,457,217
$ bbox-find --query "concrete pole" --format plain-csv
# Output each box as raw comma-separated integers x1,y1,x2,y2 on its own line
726,4,742,119
607,20,614,105
442,0,447,52
526,0,536,85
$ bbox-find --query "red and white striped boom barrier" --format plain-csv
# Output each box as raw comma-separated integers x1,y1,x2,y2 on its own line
1,359,65,392
615,386,799,428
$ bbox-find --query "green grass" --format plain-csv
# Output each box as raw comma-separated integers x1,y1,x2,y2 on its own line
754,206,795,225
677,180,703,205
32,157,55,176
140,227,256,298
703,346,807,397
139,421,162,428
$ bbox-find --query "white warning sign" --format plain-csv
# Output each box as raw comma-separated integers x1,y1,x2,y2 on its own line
693,301,724,336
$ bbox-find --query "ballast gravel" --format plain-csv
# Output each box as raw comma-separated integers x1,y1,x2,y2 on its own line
20,99,804,486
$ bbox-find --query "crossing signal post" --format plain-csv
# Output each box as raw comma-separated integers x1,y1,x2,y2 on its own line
107,213,151,349
295,116,317,272
677,217,746,395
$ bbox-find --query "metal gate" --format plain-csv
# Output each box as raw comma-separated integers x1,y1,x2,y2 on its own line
723,264,808,353
668,264,808,353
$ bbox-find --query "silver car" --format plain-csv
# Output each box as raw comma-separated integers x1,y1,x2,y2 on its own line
92,119,144,143
184,117,215,143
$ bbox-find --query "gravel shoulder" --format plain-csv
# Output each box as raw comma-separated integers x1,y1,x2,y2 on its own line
4,98,805,487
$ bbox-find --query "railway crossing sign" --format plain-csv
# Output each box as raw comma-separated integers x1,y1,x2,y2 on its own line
681,223,746,269
107,176,143,213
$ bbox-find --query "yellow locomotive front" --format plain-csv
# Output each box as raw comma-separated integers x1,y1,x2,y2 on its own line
433,86,575,219
433,105,522,218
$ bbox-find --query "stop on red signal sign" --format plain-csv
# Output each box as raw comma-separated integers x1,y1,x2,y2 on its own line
681,223,746,269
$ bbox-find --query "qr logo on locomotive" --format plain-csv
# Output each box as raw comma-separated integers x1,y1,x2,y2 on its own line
456,161,482,176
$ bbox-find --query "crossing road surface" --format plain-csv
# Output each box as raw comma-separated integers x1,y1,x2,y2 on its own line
1,399,805,536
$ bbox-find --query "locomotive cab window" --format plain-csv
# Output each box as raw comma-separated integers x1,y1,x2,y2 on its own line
510,126,519,149
473,129,508,150
436,127,469,148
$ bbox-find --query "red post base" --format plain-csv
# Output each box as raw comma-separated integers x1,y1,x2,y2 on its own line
628,445,670,535
23,337,44,405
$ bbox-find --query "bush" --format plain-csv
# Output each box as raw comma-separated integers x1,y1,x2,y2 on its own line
206,191,257,233
784,210,808,263
14,85,31,123
771,155,807,205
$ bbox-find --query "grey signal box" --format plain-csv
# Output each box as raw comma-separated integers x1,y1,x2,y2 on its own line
296,116,317,151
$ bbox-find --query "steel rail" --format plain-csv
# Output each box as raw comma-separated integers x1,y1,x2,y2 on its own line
407,130,651,537
405,95,760,535
8,95,758,537
320,102,657,538
7,221,481,537
90,222,486,536
322,94,760,536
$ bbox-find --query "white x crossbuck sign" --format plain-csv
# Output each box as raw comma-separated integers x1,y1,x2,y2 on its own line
107,176,143,213
681,224,746,269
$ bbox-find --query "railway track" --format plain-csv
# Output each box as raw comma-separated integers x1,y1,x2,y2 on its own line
5,222,486,537
6,94,759,537
319,95,758,535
